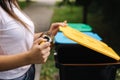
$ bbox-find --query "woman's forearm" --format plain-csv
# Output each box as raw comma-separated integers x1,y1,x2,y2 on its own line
0,52,30,71
0,34,51,71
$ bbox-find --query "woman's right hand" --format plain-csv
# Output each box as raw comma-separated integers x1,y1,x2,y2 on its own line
27,38,51,64
0,38,51,71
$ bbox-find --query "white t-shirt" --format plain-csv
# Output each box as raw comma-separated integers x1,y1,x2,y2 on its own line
0,5,34,79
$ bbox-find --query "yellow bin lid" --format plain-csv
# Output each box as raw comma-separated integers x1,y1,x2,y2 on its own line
59,26,120,61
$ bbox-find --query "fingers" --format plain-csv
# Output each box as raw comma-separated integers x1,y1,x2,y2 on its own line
49,21,68,36
52,21,68,28
40,51,50,63
29,37,51,64
39,42,50,50
59,20,68,27
56,21,67,27
64,20,67,24
34,38,46,45
35,42,51,63
38,43,51,63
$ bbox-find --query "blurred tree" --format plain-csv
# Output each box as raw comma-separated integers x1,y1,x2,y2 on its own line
89,0,120,27
26,0,30,2
75,0,92,6
102,0,120,27
58,0,71,6
63,0,70,5
75,0,93,23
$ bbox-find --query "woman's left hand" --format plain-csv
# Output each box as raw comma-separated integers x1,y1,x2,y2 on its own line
48,21,67,36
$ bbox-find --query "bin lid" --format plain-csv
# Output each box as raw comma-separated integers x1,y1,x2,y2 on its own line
55,32,102,44
68,23,92,31
59,26,120,61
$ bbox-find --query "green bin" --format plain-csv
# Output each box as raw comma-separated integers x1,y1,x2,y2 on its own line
68,23,92,32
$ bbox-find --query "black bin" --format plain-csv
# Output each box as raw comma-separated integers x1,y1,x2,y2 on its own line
56,63,118,80
54,32,120,80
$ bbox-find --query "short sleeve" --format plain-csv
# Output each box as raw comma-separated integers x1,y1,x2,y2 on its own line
0,15,3,29
0,14,4,28
0,15,2,24
0,6,7,27
0,7,2,23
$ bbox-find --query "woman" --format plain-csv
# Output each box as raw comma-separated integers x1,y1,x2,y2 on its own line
0,0,66,80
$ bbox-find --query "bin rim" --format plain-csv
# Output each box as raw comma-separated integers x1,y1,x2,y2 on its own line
60,62,120,67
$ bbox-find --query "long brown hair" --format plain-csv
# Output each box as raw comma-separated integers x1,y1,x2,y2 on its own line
0,0,29,29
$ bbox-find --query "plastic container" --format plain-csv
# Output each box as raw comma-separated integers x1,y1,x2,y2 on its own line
68,23,92,31
54,31,120,80
54,32,116,64
57,63,118,80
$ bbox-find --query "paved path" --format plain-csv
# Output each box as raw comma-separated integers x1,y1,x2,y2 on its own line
23,0,56,80
23,0,56,32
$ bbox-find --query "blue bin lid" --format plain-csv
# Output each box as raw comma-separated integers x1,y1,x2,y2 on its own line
54,32,102,44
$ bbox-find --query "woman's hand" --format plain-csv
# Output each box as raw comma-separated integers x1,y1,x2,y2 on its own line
48,21,67,36
28,38,51,64
34,21,67,41
0,37,51,71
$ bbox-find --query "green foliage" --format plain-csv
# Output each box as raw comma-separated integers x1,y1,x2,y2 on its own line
18,1,30,9
18,1,27,9
52,5,83,23
89,0,120,27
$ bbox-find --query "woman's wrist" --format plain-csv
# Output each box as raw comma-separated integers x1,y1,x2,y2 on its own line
24,51,34,64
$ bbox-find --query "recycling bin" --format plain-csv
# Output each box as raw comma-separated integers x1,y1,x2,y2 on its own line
54,32,120,80
57,64,118,80
68,23,92,32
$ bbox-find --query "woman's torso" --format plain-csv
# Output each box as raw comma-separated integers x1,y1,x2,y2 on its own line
0,4,34,79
